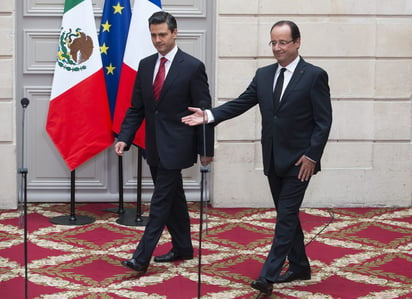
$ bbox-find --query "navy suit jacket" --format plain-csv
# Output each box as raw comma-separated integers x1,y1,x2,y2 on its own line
118,49,214,169
212,57,332,177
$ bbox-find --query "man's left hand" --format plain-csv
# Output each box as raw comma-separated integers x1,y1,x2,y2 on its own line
295,155,315,182
200,156,213,166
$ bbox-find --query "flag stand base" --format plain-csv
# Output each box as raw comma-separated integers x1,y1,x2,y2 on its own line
102,207,125,214
50,170,95,225
116,212,149,226
50,215,95,225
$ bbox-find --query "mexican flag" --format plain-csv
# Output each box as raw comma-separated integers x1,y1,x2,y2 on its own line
112,0,162,148
46,0,114,171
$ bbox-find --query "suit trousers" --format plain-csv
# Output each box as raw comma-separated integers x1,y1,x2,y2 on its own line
132,166,194,266
259,167,311,282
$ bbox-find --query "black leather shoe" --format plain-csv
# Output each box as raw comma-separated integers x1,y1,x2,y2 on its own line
275,269,311,283
251,278,273,296
121,258,148,274
154,251,193,263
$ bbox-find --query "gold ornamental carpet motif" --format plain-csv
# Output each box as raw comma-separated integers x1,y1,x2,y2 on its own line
0,203,411,298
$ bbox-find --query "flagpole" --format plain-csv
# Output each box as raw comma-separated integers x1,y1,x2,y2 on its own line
116,147,149,226
117,155,125,214
197,110,210,298
135,148,147,223
103,155,135,214
17,98,29,299
50,170,95,225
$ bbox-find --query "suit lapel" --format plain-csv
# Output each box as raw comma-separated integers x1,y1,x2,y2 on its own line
156,49,183,104
277,58,306,110
264,64,277,112
146,54,158,101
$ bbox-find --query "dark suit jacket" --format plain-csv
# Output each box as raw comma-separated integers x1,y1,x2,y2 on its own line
212,57,332,177
118,49,214,169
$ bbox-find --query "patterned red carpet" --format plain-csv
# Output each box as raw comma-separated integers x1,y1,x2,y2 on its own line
0,203,411,299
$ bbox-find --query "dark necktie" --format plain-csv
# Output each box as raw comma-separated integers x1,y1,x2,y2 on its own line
273,67,286,110
153,57,167,101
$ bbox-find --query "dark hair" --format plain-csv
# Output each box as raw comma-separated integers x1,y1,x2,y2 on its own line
270,20,300,41
148,11,177,32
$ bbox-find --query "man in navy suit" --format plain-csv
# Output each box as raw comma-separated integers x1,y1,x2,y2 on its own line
115,11,214,275
182,20,332,295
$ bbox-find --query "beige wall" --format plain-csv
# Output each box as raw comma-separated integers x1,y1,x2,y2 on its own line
213,0,412,207
1,0,411,209
0,0,16,209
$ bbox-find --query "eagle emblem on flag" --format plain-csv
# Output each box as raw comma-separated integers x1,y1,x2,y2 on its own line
57,28,93,71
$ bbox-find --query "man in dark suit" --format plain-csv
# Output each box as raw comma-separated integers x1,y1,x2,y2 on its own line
182,20,332,295
115,11,214,275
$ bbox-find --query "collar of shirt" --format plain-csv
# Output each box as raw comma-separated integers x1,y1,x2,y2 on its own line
273,56,301,95
153,46,178,81
281,55,300,74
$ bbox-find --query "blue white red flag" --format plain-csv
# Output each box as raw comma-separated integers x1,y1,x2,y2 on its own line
112,0,162,148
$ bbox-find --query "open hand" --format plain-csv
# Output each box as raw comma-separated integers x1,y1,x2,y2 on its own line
181,107,208,126
200,156,213,166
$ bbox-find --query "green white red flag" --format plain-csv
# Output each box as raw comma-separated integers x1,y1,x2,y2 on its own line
46,0,114,171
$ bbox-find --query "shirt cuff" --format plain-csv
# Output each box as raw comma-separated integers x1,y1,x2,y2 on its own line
304,155,316,163
206,109,215,123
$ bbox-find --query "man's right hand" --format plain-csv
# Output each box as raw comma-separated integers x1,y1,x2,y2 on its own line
114,141,127,156
181,107,208,126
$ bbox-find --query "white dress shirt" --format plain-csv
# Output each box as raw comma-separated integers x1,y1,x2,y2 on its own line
273,56,300,101
152,45,178,83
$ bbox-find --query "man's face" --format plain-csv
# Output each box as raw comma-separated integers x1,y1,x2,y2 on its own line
270,24,300,66
150,22,177,56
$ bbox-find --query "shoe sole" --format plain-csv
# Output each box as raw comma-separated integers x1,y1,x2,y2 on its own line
121,262,147,274
275,275,311,283
154,256,193,263
251,283,272,296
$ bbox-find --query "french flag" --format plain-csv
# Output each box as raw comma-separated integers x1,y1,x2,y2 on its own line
112,0,162,149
